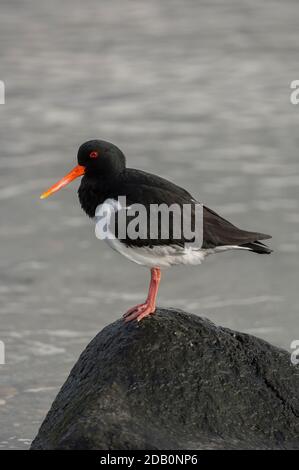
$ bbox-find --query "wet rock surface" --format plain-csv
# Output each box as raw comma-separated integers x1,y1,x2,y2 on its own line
31,309,299,450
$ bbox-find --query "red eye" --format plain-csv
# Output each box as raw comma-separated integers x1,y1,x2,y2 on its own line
90,151,98,159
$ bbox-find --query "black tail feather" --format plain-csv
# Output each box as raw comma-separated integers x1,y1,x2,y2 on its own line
241,241,273,254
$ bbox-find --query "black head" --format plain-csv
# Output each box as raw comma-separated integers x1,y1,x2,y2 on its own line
77,140,126,178
40,139,126,201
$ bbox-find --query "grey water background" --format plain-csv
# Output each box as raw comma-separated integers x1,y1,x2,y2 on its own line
0,0,299,449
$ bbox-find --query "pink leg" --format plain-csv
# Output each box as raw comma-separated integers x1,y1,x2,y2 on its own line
123,268,161,322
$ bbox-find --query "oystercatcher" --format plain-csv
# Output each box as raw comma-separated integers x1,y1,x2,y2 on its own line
41,140,272,322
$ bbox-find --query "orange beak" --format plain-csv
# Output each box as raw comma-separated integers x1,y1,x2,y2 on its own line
40,165,85,199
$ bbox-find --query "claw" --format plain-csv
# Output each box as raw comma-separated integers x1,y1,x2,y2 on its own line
123,302,156,322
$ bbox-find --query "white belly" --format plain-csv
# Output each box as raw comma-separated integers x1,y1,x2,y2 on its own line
106,237,209,268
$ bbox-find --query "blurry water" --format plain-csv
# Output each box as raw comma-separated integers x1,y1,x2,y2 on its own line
0,0,299,449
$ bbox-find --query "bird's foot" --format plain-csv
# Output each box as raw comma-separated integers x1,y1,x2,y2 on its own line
123,302,156,322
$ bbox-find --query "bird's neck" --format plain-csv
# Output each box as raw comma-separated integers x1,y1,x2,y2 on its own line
78,173,122,218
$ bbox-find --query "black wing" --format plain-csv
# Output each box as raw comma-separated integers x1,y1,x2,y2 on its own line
202,206,272,249
115,169,272,250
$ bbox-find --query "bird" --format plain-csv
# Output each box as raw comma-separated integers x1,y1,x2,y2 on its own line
40,140,272,322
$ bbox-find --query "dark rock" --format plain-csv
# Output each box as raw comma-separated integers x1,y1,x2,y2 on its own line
31,308,299,450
